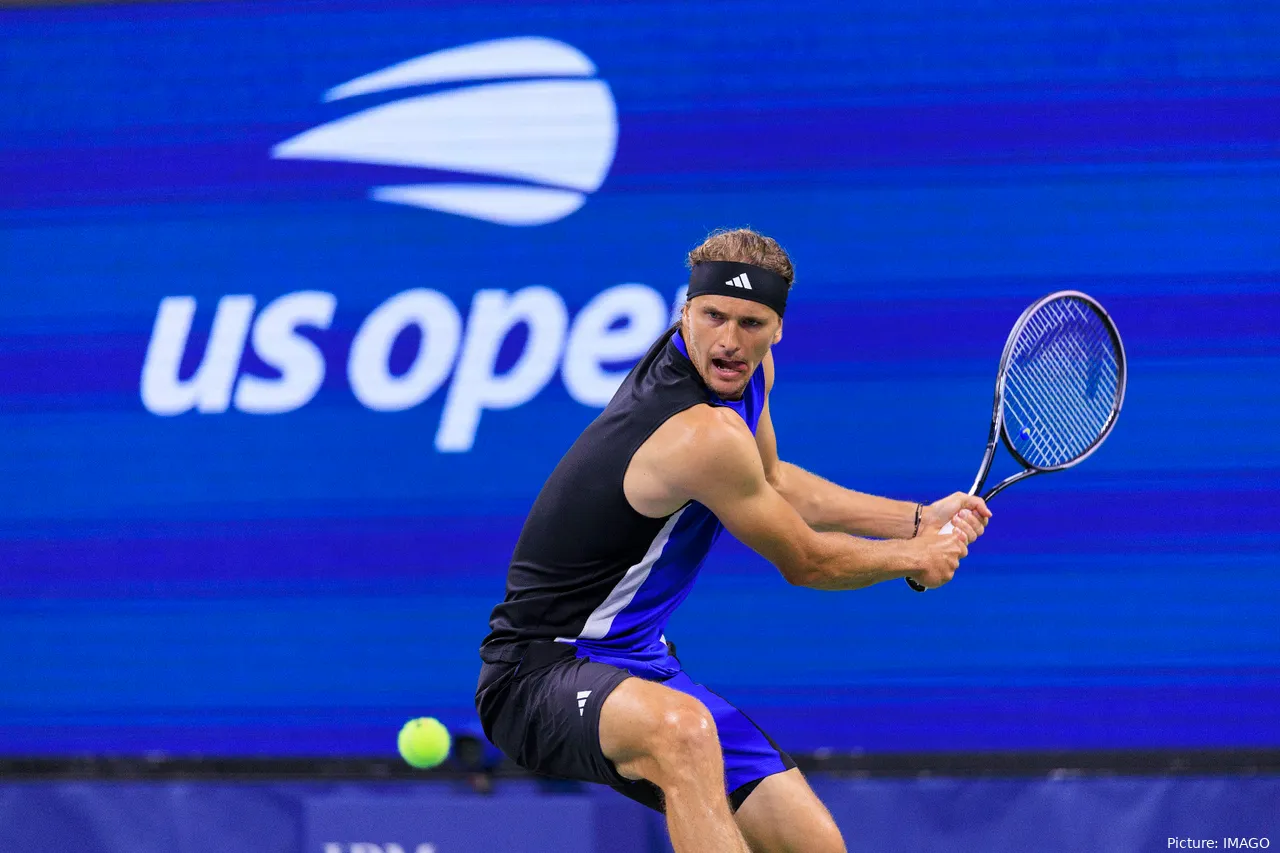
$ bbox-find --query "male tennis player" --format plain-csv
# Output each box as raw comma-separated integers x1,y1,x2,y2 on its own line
476,229,991,853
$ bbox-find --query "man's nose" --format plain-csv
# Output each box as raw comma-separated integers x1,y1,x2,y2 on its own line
717,328,741,356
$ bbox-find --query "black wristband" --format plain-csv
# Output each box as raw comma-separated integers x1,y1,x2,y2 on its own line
912,502,923,538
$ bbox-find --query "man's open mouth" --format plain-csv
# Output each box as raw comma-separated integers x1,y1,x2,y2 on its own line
711,357,747,379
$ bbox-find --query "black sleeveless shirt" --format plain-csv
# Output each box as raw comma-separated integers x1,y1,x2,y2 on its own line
479,325,767,679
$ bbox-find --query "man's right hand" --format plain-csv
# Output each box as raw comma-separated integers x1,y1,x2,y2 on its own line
905,529,969,590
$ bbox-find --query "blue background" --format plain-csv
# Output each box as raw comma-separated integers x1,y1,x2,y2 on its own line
1,0,1278,757
6,777,1278,853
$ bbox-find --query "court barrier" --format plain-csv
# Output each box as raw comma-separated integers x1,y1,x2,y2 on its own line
0,776,1274,852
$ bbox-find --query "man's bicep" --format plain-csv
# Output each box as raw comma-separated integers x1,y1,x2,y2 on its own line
686,431,816,583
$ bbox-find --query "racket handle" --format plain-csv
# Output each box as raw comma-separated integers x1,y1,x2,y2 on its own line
906,520,958,592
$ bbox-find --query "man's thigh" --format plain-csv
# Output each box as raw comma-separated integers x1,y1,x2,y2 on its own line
479,642,633,787
734,768,846,853
598,668,800,814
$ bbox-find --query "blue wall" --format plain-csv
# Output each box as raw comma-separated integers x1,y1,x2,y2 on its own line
1,777,1276,853
1,0,1278,757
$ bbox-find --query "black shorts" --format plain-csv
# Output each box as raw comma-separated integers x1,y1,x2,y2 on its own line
476,641,794,813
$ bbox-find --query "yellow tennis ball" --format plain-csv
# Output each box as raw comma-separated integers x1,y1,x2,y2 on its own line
397,717,451,769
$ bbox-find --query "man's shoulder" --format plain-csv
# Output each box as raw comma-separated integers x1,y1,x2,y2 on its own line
662,402,754,447
646,403,761,487
624,401,762,516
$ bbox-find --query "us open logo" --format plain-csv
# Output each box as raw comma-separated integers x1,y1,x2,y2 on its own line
273,37,618,226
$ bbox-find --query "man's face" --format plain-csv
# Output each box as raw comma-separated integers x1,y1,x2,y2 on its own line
680,294,783,400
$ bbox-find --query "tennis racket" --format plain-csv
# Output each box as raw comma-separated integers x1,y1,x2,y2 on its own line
906,290,1127,592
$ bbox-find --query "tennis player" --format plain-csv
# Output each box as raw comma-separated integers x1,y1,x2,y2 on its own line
476,229,991,852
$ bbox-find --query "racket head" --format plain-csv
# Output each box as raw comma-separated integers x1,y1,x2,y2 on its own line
996,291,1127,473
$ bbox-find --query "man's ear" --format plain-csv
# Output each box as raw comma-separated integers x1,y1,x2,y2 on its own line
773,318,784,345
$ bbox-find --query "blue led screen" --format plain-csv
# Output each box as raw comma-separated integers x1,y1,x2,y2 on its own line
1,0,1278,756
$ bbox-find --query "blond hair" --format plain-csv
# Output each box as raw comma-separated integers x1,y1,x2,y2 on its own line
686,228,795,287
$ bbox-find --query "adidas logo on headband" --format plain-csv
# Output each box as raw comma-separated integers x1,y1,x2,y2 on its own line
688,260,788,316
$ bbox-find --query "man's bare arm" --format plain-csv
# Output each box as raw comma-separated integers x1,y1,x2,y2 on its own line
629,405,967,591
755,398,919,538
755,354,990,542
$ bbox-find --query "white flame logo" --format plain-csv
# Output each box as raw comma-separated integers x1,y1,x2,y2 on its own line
272,37,618,226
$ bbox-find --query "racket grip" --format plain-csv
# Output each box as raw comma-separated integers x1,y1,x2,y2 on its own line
906,520,958,592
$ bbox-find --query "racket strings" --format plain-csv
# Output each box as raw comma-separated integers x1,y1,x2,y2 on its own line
1002,297,1120,468
1020,307,1114,434
1006,334,1096,460
1007,301,1117,462
1008,312,1113,458
1043,299,1120,416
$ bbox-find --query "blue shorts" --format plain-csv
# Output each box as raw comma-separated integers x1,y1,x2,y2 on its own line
476,641,795,812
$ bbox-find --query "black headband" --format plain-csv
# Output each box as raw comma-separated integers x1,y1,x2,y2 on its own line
687,261,790,318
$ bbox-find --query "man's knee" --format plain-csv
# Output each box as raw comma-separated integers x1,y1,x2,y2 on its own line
636,695,721,787
650,695,719,762
602,683,721,783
